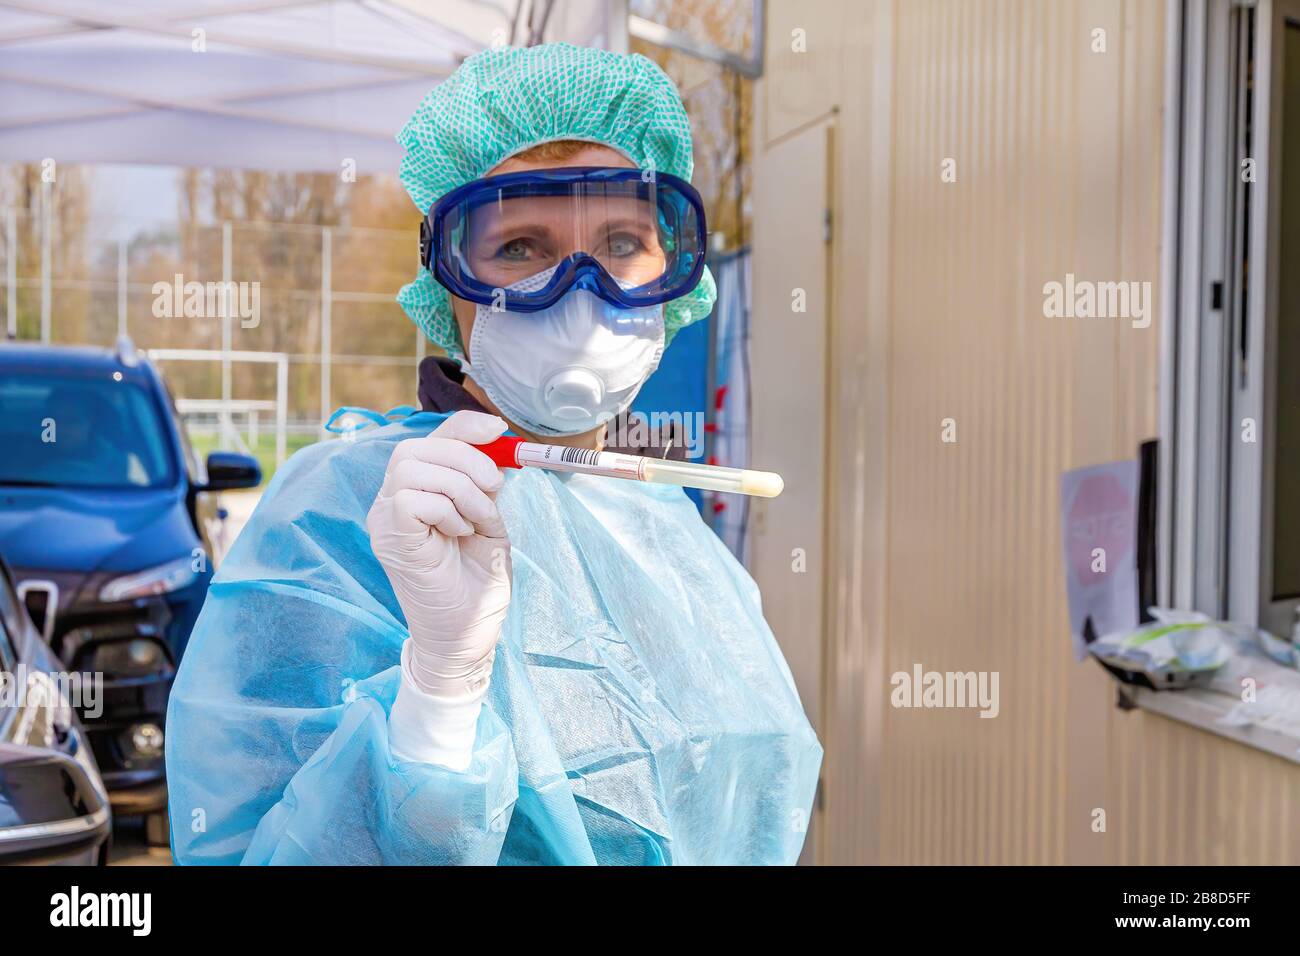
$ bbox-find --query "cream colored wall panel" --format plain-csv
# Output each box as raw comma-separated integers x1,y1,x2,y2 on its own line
748,107,833,865
1107,710,1300,865
762,0,843,144
848,0,1175,865
1065,0,1125,868
816,0,891,866
748,116,831,736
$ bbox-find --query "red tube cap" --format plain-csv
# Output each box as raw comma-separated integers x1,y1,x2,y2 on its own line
477,434,524,469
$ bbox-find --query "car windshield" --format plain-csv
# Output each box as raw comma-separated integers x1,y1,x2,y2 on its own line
0,369,175,490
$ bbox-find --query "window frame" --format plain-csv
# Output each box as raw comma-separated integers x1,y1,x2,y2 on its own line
1163,0,1300,637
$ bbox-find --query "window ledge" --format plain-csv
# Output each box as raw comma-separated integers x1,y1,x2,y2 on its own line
1120,685,1300,765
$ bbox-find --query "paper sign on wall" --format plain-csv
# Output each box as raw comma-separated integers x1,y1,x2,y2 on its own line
1059,460,1140,661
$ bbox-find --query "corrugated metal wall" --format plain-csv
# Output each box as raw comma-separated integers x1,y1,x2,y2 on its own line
751,0,1300,864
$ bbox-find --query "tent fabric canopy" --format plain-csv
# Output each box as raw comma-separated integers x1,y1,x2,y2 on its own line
0,0,614,173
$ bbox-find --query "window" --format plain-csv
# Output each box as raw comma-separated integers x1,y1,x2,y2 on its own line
1266,19,1300,613
0,369,175,491
1164,0,1300,637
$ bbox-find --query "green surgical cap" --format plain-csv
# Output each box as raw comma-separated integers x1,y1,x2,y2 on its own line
396,43,716,359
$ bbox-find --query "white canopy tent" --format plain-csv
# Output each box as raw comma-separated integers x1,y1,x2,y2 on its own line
0,0,623,173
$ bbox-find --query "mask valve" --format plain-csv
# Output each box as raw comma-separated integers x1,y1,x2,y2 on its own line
543,368,605,422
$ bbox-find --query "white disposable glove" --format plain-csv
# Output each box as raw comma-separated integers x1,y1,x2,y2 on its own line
366,410,512,770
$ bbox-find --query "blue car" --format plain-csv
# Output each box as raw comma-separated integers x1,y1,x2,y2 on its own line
0,338,260,839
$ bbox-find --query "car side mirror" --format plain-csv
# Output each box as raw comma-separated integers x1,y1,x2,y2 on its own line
202,451,262,491
0,742,110,865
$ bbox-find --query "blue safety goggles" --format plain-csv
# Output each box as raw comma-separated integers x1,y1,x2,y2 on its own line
420,166,707,313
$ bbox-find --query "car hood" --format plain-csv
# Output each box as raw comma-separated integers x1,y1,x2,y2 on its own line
0,485,196,575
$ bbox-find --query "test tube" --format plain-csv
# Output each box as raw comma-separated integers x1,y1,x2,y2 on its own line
477,435,784,498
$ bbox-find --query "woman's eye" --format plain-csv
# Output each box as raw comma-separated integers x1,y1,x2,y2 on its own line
498,238,535,260
607,233,644,257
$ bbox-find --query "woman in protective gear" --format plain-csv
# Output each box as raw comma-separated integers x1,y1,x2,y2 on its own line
166,43,822,865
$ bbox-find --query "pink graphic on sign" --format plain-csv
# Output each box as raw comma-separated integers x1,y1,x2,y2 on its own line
1066,473,1134,588
1059,460,1140,660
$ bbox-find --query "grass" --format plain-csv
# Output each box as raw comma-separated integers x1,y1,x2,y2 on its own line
189,430,319,487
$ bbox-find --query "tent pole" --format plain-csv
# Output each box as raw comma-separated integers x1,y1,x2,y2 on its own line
6,207,15,338
320,226,332,431
40,179,50,343
222,220,233,447
276,355,287,468
117,238,127,338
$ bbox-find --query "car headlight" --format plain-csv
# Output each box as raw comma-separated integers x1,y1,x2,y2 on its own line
99,556,198,603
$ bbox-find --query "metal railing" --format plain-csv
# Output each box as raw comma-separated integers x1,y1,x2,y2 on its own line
1,208,429,453
148,348,289,467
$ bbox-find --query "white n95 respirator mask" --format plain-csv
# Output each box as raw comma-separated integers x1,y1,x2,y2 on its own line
461,267,665,437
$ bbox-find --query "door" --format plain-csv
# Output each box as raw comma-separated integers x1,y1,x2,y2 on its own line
748,116,833,862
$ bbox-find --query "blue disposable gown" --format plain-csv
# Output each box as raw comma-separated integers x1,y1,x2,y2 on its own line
165,413,822,864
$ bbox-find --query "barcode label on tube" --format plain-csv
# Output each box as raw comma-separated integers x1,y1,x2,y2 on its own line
560,446,601,467
516,442,645,480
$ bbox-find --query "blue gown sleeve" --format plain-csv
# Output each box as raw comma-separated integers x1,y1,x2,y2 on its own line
164,428,518,865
